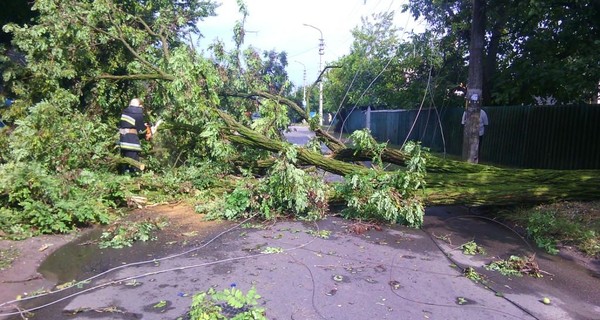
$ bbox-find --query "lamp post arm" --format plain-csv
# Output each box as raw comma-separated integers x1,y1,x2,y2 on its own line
303,23,323,40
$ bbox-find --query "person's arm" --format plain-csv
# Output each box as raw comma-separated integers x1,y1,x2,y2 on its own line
481,110,489,126
134,112,147,135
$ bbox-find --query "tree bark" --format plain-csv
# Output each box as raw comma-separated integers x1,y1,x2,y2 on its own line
424,167,600,206
331,146,600,206
216,110,364,176
164,114,600,207
109,155,145,171
463,0,486,163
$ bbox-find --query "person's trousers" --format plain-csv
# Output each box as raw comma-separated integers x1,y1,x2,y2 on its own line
120,149,140,175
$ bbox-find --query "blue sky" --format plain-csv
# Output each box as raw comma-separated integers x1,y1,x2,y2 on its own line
196,0,425,87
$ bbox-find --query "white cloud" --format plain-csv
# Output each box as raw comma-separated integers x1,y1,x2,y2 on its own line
197,0,425,86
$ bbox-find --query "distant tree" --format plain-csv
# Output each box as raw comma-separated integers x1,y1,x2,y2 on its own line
325,12,401,111
324,12,450,117
494,0,600,104
404,0,600,105
262,49,289,95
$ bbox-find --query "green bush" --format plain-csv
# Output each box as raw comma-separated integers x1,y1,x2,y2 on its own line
0,127,9,163
0,162,123,237
526,210,561,254
0,92,231,238
7,97,115,172
201,145,328,222
255,157,328,220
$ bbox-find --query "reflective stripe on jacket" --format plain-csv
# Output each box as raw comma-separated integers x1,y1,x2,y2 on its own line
119,141,142,151
118,105,146,152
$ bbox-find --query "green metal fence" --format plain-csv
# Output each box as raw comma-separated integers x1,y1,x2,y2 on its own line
344,104,600,169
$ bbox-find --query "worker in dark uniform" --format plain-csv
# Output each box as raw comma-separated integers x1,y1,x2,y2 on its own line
118,98,148,174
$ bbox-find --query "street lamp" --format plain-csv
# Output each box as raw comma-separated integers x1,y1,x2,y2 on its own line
294,60,307,108
303,23,324,126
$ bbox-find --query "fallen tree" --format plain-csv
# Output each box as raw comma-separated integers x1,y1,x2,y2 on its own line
220,90,598,203
167,97,600,208
3,0,599,232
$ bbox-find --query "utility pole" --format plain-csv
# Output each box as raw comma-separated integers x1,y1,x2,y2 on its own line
303,23,324,126
294,60,307,108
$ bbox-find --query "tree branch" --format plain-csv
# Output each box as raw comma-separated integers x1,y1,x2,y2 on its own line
97,73,174,81
68,2,171,79
216,109,365,176
130,13,171,60
163,110,600,207
220,90,347,152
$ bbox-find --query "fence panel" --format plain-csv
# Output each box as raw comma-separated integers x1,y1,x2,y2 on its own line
342,104,600,169
482,106,528,166
341,109,366,133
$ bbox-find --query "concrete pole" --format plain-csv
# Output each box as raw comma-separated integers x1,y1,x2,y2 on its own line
303,69,307,108
303,24,324,126
295,60,307,108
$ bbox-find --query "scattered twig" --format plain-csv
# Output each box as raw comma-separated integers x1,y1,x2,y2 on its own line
346,222,382,235
2,274,43,283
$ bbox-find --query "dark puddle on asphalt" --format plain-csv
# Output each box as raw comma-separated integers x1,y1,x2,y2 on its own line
38,227,177,284
9,226,196,320
37,228,103,283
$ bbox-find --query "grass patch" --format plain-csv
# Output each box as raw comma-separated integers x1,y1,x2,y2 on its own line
502,201,600,257
0,247,19,271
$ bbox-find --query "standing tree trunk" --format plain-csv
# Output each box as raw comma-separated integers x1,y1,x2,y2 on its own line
462,0,486,163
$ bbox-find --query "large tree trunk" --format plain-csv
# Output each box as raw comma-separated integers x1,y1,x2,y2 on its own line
463,0,486,163
327,147,600,206
333,145,600,206
166,109,600,208
424,167,600,206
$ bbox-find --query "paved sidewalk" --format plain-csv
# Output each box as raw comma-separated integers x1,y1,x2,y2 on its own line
2,206,599,319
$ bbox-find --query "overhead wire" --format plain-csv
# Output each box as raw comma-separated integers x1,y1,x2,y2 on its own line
328,1,418,141
336,55,396,141
1,212,541,319
0,216,322,317
325,71,359,134
417,214,541,320
430,82,449,157
401,64,433,149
